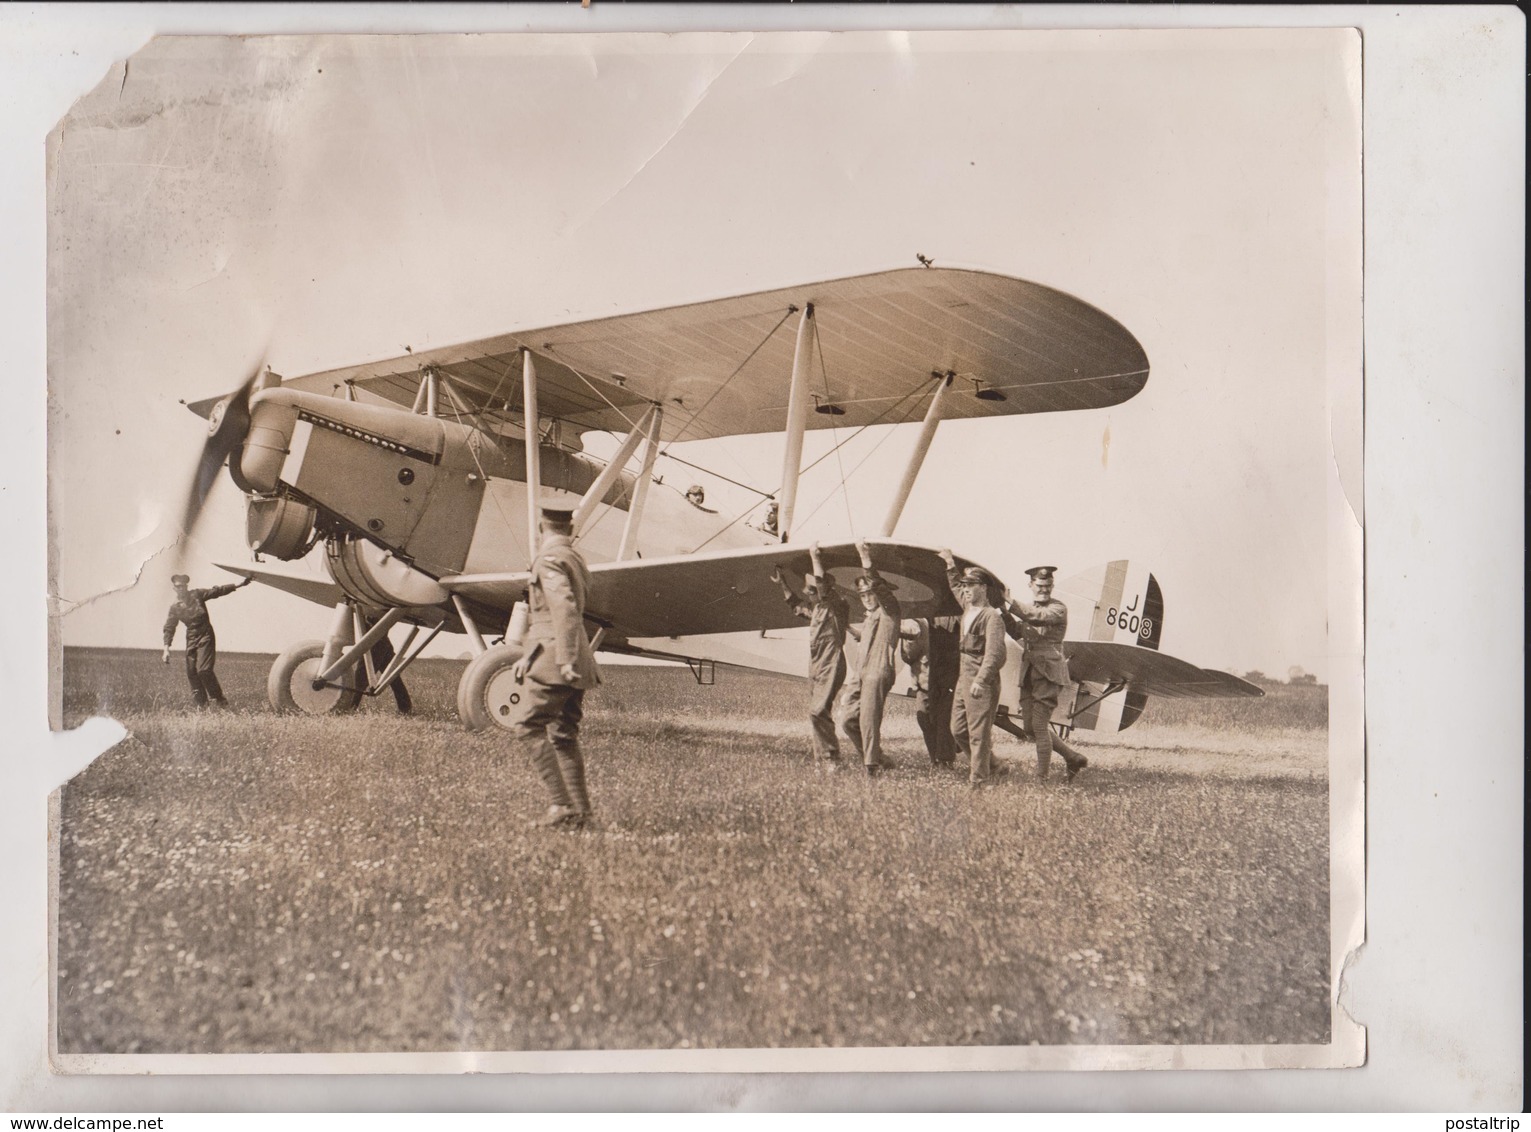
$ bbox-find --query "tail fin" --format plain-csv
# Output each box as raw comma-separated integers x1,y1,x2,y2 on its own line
1058,560,1163,650
1055,560,1161,733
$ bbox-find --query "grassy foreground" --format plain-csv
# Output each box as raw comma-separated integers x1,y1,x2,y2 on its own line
56,649,1330,1053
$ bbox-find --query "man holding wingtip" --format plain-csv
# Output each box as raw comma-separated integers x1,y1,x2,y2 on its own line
939,550,1008,787
840,539,902,776
774,542,857,767
161,572,253,709
1002,565,1089,782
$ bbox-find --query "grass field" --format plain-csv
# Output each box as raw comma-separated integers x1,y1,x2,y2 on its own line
56,648,1330,1054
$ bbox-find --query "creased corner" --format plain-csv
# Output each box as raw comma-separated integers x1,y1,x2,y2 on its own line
564,34,757,235
1331,408,1364,534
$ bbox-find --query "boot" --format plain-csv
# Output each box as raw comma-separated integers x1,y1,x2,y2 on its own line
533,804,583,830
525,737,572,809
1054,735,1088,782
554,741,591,819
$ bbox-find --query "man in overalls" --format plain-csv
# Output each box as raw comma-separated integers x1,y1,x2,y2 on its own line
509,505,602,829
900,615,960,767
841,539,902,776
939,553,1008,786
773,543,856,767
161,572,252,707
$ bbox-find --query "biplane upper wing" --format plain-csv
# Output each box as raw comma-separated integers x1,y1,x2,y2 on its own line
443,539,971,640
1064,641,1264,699
283,268,1149,443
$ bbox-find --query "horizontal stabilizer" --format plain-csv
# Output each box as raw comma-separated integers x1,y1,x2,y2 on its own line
1065,641,1264,700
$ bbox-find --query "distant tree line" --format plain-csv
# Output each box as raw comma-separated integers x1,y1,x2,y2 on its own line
1241,667,1322,687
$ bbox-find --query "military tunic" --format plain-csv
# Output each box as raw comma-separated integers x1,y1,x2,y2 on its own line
162,584,238,706
1003,596,1085,777
784,575,852,760
840,569,902,767
509,532,601,815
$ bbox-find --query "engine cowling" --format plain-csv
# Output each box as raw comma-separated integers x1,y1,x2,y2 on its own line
326,535,449,609
246,495,318,560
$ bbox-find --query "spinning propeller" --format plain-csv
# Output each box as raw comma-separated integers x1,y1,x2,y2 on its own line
177,360,269,543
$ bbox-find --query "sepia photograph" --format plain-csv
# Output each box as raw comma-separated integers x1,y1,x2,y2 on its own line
44,28,1365,1072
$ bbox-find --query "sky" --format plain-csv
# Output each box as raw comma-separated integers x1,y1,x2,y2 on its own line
48,29,1361,681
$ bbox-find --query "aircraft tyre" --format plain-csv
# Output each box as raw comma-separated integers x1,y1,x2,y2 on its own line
268,639,363,715
458,642,527,732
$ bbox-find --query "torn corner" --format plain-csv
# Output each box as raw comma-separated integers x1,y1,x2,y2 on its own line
1332,919,1369,1067
47,716,131,791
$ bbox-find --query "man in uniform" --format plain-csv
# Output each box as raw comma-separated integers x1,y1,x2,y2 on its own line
899,615,959,766
161,572,253,708
939,551,1008,786
772,543,856,767
509,504,602,829
840,539,902,776
1002,565,1089,782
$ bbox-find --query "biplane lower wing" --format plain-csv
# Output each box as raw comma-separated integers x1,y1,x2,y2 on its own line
1064,641,1264,699
215,562,344,609
443,539,972,639
605,633,810,680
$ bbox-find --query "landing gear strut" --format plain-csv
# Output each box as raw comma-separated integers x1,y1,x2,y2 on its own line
266,600,441,716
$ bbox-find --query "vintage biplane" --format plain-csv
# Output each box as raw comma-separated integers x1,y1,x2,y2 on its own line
179,267,1258,735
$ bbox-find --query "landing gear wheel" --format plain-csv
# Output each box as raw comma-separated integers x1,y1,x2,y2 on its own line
458,642,527,732
268,639,362,715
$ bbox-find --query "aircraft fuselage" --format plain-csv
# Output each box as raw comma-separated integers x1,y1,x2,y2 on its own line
238,387,769,611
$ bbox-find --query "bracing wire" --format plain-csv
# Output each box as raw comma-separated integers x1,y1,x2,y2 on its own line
790,381,931,533
435,371,529,566
811,313,857,537
685,373,936,555
797,377,933,479
658,305,799,456
548,330,792,499
653,451,774,499
543,348,647,436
